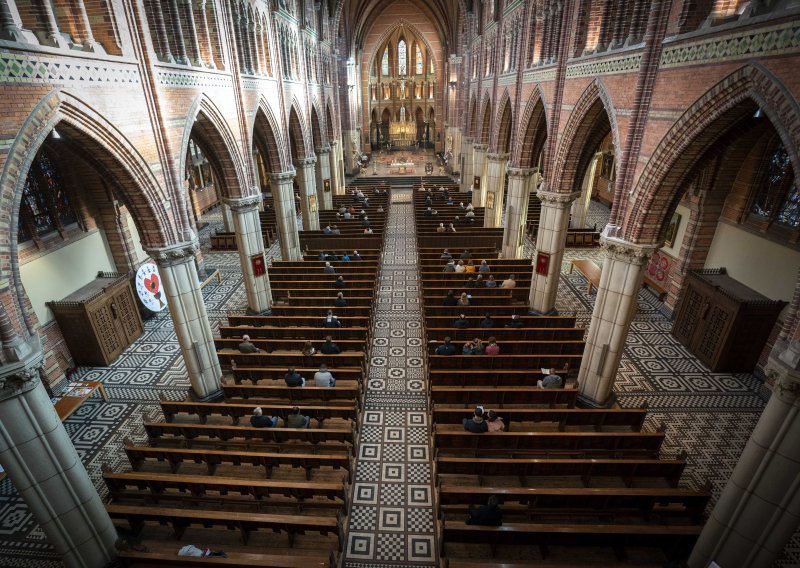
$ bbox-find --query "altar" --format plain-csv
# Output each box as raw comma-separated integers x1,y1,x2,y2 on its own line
389,161,415,174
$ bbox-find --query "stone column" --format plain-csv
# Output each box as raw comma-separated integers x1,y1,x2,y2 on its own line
0,339,117,568
269,171,302,261
181,0,205,66
688,345,800,568
0,1,37,43
472,144,488,207
315,146,334,210
461,137,474,193
221,202,234,232
36,0,70,48
577,233,657,407
148,241,223,401
149,0,175,62
484,153,509,228
296,157,320,230
167,0,190,65
200,0,216,69
329,140,343,195
529,187,580,314
223,195,272,314
75,0,104,53
502,168,535,259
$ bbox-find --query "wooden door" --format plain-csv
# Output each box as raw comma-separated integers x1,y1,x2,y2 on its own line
672,284,706,348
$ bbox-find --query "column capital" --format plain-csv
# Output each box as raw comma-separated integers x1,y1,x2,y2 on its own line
486,152,510,162
507,167,536,179
600,235,659,266
269,170,296,183
222,193,262,212
536,186,581,205
463,137,474,144
473,143,488,151
0,336,44,404
766,341,800,404
297,156,317,167
146,240,200,267
315,146,331,155
329,140,339,148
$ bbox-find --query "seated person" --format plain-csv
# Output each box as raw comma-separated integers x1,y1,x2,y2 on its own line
500,274,516,288
334,276,347,289
460,249,473,260
323,225,333,235
323,262,336,274
425,207,434,217
467,495,503,526
318,250,327,261
334,292,348,307
458,292,471,306
343,210,353,219
480,314,495,328
352,250,362,260
342,253,351,262
446,223,456,232
320,336,341,354
465,210,475,219
538,369,563,389
465,260,476,273
250,407,278,428
453,314,471,329
443,261,456,273
484,337,500,355
444,290,459,306
323,310,342,328
475,275,485,287
486,409,505,432
485,275,498,288
505,314,524,328
302,341,316,356
466,202,475,212
472,338,485,355
325,252,339,261
314,364,336,387
435,337,457,356
338,205,347,214
459,202,466,210
331,225,341,235
440,249,453,259
465,277,477,288
455,260,466,273
377,205,385,213
286,406,311,428
436,223,446,233
463,407,488,433
462,341,476,355
238,334,261,353
478,260,491,273
364,227,374,234
284,367,306,387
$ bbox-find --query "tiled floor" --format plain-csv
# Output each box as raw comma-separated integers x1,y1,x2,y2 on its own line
0,199,798,567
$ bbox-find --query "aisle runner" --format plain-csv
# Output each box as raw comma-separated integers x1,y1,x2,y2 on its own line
344,190,437,567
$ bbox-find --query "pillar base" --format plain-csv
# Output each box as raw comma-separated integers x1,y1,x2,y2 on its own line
577,391,617,409
529,308,559,316
246,307,272,316
189,387,224,403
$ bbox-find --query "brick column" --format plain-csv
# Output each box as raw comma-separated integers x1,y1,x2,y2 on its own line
37,0,70,48
688,346,800,568
315,146,334,210
577,235,657,407
269,171,302,261
147,241,223,401
529,187,580,314
0,1,37,43
0,340,117,568
223,194,272,314
181,0,205,66
296,157,320,231
461,137,474,193
75,0,103,53
200,0,216,68
149,0,175,63
484,153,509,228
471,144,488,207
167,0,190,65
502,167,535,259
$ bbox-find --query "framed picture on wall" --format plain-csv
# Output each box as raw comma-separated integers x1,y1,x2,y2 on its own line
323,179,331,192
486,191,495,210
473,176,481,190
664,212,682,248
309,195,317,213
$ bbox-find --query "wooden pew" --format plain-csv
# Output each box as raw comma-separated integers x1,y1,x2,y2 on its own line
116,549,336,568
426,328,585,343
159,400,357,426
430,370,573,388
427,341,585,356
124,443,351,479
569,259,602,294
424,306,532,317
107,504,342,547
214,338,367,352
429,354,582,371
423,315,577,328
223,383,360,404
228,315,369,328
431,386,577,407
216,351,365,370
231,368,362,385
431,407,648,432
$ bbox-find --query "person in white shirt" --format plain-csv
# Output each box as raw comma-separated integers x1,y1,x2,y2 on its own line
500,274,517,288
455,260,466,273
314,364,336,387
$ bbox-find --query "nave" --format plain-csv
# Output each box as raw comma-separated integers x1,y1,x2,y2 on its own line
0,182,795,567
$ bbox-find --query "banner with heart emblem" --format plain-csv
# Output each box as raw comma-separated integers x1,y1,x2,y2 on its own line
135,263,168,312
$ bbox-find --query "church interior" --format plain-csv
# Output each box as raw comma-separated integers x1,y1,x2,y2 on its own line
0,1,799,567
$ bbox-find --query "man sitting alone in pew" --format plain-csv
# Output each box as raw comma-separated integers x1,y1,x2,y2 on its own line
238,335,261,353
480,314,495,328
463,407,488,433
320,336,341,354
444,290,459,306
500,274,517,288
334,276,346,289
505,314,524,328
323,310,342,328
251,407,278,428
324,262,336,274
537,369,563,389
453,314,471,329
285,367,306,387
467,495,503,526
286,406,311,428
334,292,347,307
314,364,336,387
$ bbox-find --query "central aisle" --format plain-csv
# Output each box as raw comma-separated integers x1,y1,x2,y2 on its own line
345,187,436,566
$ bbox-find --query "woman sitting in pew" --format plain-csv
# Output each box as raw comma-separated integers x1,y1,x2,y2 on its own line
462,340,476,355
485,410,505,432
251,407,278,428
458,293,471,306
302,341,316,356
484,337,500,356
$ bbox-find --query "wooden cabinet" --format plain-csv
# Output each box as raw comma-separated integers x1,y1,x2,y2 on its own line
672,269,785,372
48,273,143,366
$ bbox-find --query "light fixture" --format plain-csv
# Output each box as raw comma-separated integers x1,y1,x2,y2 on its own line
51,128,61,139
753,108,763,118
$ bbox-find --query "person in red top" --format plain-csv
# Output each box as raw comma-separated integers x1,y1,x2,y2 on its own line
484,337,500,355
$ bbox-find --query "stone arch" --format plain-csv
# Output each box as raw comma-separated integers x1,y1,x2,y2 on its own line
477,95,493,146
179,93,251,199
513,85,549,167
366,18,441,80
467,94,478,139
625,63,800,244
288,103,310,163
0,89,176,336
325,102,337,144
494,92,513,153
551,78,621,194
253,97,288,173
309,100,326,149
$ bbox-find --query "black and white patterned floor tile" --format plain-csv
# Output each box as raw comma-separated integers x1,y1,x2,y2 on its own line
344,190,437,567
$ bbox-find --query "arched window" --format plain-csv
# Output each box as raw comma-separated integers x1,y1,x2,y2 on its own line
381,48,389,76
18,148,78,243
416,45,423,74
751,142,799,228
398,39,407,75
429,56,434,74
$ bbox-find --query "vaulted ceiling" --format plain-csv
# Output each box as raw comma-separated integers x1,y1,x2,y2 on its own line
332,0,467,55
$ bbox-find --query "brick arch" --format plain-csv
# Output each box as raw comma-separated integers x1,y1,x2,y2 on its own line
492,90,513,152
0,89,176,337
550,78,620,194
477,95,493,145
625,63,800,245
513,86,549,168
252,98,288,173
366,18,440,78
467,94,478,139
310,104,325,151
180,94,251,199
288,103,310,163
325,102,337,143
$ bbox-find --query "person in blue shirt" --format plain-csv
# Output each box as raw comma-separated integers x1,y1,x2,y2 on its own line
342,253,351,262
435,337,457,355
250,407,278,428
463,408,488,433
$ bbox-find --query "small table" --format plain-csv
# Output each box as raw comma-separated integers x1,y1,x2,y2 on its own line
200,268,222,290
54,381,108,421
569,259,602,295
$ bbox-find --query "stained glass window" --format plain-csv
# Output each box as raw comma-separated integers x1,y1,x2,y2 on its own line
416,46,423,74
381,48,389,76
18,148,77,243
398,40,406,75
751,142,799,229
430,56,434,74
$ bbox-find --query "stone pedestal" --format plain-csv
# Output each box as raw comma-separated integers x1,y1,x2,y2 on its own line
148,241,223,401
315,146,334,210
472,144,488,207
296,157,319,231
222,194,272,313
484,153,509,228
0,341,117,568
269,171,302,261
502,168,535,258
688,345,800,568
577,233,657,407
461,137,474,192
529,187,580,314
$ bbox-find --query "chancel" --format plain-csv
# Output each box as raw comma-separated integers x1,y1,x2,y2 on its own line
0,1,798,568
